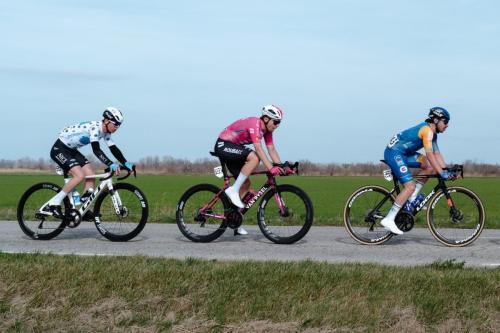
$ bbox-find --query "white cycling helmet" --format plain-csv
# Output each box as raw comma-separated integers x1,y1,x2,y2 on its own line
103,107,124,125
262,105,284,120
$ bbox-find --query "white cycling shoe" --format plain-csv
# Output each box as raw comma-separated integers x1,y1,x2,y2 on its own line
225,186,245,208
381,217,404,235
234,227,248,236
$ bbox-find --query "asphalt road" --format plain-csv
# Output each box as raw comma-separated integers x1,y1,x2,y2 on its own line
1,221,499,267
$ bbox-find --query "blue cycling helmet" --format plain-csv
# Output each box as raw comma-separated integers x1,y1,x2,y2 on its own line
428,107,450,122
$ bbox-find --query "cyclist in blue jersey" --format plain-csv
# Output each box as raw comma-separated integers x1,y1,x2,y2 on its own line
381,107,456,235
46,107,135,218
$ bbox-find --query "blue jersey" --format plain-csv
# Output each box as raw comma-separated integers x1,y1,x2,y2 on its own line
386,122,439,155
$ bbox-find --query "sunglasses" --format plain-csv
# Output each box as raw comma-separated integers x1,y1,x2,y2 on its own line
272,119,281,125
441,118,449,125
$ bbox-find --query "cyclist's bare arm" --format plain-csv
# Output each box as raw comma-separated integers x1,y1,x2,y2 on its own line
253,142,274,170
433,151,446,169
266,144,282,165
426,150,445,174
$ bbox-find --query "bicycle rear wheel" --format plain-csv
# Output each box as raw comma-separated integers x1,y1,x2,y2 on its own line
343,185,394,245
176,184,230,242
93,183,149,242
427,186,485,247
17,183,69,240
257,184,313,244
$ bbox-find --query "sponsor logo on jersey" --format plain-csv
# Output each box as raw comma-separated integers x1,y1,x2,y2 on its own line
399,166,408,173
217,141,224,148
395,155,404,166
223,147,243,154
56,153,67,164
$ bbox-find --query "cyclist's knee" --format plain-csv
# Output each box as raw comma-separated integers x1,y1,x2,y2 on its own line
403,181,416,192
70,168,85,183
247,152,259,162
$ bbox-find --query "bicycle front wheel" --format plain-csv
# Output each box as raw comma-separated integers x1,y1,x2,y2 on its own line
257,184,313,244
427,186,485,247
176,184,230,242
343,185,394,245
17,183,69,240
93,183,149,242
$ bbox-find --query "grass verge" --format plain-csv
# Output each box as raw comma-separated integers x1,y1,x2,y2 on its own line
2,174,500,228
0,253,499,332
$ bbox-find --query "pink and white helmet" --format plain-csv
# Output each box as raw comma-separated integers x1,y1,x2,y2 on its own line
262,105,284,120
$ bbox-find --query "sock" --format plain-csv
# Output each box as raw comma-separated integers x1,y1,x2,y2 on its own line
49,191,68,206
231,173,248,192
386,202,402,221
409,181,424,202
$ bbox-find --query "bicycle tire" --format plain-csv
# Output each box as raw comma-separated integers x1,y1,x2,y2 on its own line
343,185,394,245
93,183,149,242
17,182,69,240
257,184,313,244
427,186,485,247
176,183,230,242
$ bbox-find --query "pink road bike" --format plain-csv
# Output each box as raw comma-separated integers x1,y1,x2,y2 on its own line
175,152,313,244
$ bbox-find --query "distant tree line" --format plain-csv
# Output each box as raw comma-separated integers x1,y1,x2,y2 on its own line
1,156,499,176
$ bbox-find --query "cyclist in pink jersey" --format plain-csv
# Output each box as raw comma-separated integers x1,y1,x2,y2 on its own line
214,105,285,234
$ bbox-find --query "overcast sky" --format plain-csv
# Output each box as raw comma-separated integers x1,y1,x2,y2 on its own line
1,0,499,163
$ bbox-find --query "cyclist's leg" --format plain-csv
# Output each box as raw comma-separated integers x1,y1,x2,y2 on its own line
60,150,89,194
49,140,83,207
238,152,259,197
408,154,432,201
214,140,254,208
381,148,415,234
81,163,95,193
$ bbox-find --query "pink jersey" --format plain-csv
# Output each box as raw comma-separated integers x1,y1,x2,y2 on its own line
219,117,273,145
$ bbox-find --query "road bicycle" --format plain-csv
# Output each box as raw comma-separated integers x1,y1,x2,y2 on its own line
17,166,148,241
176,152,314,244
343,162,485,247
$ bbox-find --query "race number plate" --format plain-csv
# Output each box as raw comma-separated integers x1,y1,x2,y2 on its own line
383,169,393,181
214,166,224,178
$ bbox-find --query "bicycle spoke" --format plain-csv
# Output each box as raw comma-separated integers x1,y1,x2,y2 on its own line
344,186,393,245
428,187,485,246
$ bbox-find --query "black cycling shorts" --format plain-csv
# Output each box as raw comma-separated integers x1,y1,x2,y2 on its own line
214,139,253,178
50,139,89,173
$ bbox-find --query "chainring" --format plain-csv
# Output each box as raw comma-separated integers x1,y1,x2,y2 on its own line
226,209,243,229
65,208,82,228
395,211,415,232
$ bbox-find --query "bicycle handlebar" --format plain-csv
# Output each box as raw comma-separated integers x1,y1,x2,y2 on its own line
443,164,464,178
103,165,137,181
415,164,464,180
272,161,300,176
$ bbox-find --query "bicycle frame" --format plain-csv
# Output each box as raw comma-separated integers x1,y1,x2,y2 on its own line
37,171,123,220
198,157,298,221
381,165,463,217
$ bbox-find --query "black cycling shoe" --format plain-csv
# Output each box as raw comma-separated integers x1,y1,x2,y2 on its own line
82,210,95,222
46,205,64,219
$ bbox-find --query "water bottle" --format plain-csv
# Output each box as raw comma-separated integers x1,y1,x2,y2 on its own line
72,190,81,206
241,190,255,205
81,188,94,203
412,193,425,210
404,193,425,212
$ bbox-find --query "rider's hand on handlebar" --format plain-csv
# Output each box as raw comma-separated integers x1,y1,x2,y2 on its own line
110,163,121,175
440,170,456,181
270,166,285,176
284,166,294,175
124,161,135,171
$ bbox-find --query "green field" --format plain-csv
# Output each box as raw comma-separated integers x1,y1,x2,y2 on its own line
0,253,499,332
1,173,499,227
